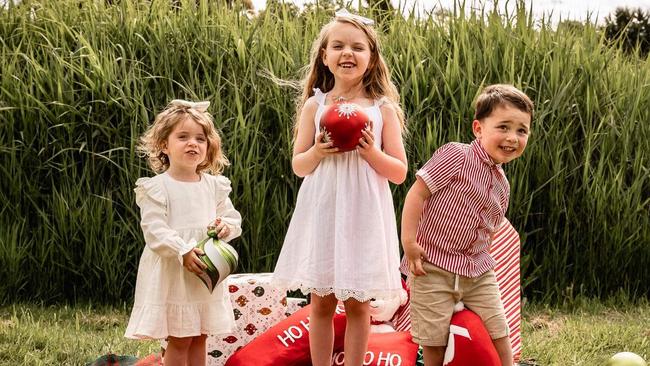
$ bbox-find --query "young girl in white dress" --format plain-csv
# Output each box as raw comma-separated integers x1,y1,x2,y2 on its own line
272,10,408,366
125,100,242,366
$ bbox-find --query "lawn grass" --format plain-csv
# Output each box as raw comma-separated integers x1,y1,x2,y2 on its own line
0,300,648,365
521,298,650,365
0,303,158,366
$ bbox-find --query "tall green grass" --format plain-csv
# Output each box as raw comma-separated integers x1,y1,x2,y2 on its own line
0,0,648,304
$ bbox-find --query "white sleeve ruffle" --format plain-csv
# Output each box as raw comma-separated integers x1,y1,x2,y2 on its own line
210,175,242,243
134,177,195,263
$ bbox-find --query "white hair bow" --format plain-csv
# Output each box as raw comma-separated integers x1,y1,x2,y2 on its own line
169,99,210,112
335,9,374,26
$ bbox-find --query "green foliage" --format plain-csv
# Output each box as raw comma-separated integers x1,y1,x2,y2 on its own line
0,0,648,305
556,19,585,34
604,7,650,56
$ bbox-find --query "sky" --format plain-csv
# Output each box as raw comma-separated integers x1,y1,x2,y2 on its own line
2,0,648,24
250,0,650,25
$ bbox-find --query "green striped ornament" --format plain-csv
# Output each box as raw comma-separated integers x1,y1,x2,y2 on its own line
195,228,238,293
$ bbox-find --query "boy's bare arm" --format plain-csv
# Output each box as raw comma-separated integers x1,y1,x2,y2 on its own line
401,177,431,276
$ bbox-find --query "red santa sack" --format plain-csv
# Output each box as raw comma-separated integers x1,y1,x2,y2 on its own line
331,331,419,366
225,304,347,366
443,308,500,366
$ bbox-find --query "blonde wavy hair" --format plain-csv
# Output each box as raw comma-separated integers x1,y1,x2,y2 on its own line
294,16,406,135
137,102,229,175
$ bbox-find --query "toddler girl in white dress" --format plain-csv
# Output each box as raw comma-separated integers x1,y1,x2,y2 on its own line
125,99,241,366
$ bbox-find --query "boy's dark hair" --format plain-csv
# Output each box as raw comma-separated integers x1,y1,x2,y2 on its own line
474,84,534,121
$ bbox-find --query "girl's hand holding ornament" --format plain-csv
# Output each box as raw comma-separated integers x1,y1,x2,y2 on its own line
183,248,207,275
312,131,340,159
357,120,377,159
210,218,231,239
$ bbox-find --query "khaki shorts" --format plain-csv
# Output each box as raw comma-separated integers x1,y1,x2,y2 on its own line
409,262,509,346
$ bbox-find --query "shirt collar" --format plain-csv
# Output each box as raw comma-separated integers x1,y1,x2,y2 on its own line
471,139,499,167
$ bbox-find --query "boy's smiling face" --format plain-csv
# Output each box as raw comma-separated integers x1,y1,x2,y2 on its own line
472,103,531,164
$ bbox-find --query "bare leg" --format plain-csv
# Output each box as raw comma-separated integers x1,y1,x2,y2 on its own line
165,336,192,366
421,345,445,366
187,334,207,366
493,336,513,366
342,298,370,366
310,294,338,366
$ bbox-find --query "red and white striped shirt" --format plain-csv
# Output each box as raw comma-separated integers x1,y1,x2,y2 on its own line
400,139,510,277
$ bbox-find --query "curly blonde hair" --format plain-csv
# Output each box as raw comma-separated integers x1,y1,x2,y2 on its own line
294,16,406,135
137,102,229,174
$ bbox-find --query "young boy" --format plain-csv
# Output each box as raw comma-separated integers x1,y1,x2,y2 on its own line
401,84,533,366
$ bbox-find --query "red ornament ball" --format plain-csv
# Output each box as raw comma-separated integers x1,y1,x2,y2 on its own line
320,102,369,152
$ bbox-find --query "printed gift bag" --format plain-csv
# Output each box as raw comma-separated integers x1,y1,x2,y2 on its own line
207,273,288,365
285,297,308,317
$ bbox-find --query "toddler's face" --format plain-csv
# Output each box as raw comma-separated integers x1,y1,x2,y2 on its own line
472,104,531,164
321,22,371,84
162,117,208,173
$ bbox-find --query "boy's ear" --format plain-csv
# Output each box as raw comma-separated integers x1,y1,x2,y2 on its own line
472,119,482,138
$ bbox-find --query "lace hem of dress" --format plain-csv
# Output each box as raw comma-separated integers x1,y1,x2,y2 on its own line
273,279,403,303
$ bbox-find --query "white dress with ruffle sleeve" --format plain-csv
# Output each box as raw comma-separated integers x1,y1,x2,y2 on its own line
272,88,403,302
125,172,241,339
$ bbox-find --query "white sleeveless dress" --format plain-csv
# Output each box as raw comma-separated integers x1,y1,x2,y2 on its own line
272,88,403,302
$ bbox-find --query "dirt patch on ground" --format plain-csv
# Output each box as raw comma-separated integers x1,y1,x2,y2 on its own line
0,319,14,328
528,313,565,336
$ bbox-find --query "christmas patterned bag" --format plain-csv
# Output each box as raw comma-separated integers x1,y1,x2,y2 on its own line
206,273,288,365
285,296,308,317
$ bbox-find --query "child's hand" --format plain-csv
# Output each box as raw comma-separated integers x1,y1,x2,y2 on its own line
312,131,339,159
210,218,231,239
403,242,428,276
182,247,207,275
357,120,378,158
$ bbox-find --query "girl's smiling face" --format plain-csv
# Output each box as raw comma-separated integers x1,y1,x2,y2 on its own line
472,103,531,164
321,21,372,83
163,117,208,177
